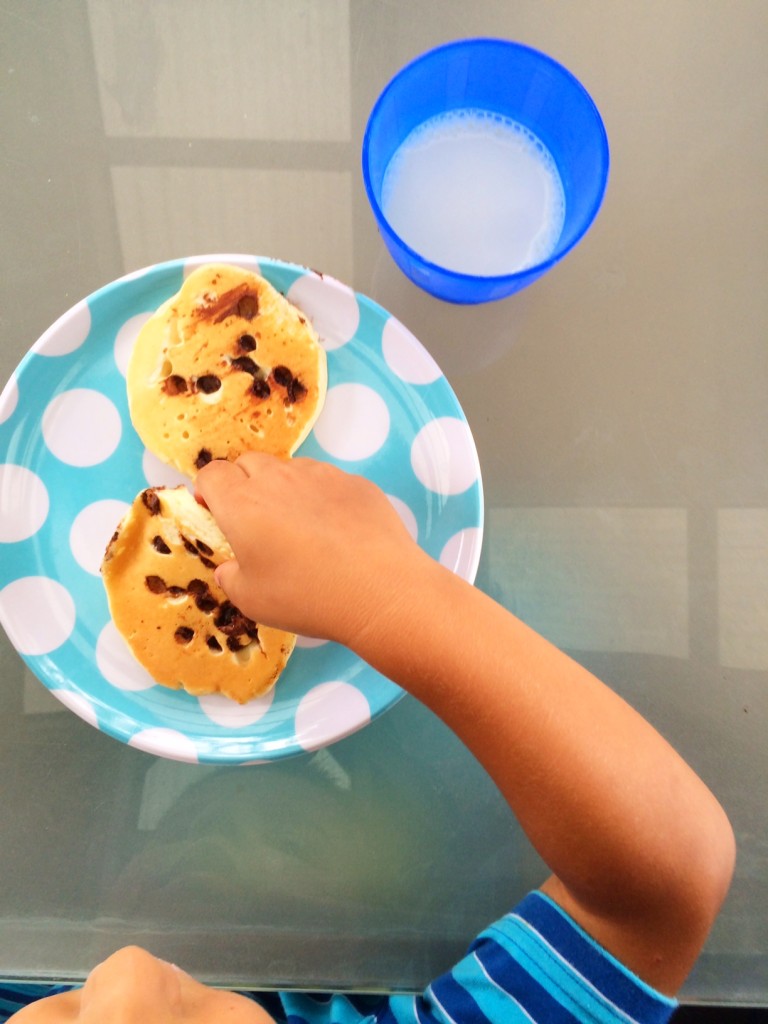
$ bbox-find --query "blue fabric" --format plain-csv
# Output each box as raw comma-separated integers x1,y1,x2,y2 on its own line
510,893,677,1024
0,984,70,1021
0,892,677,1023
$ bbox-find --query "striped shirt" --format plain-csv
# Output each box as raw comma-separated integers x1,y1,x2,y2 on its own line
0,893,677,1023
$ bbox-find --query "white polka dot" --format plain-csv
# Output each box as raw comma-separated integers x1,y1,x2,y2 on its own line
0,464,49,542
114,312,153,377
70,499,130,576
382,318,442,385
0,374,18,424
33,299,91,356
287,273,360,351
42,389,122,467
198,690,274,727
410,418,480,496
117,265,154,285
49,689,99,729
313,383,390,461
295,634,329,649
0,576,76,655
184,254,261,278
128,727,200,763
96,621,157,691
295,681,371,752
142,449,193,488
439,527,483,583
386,494,418,542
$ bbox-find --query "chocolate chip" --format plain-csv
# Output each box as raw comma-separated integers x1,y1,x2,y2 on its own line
196,374,221,394
236,293,259,320
195,449,213,469
174,626,195,644
250,378,271,399
187,578,208,595
152,535,171,554
238,334,257,352
231,355,259,375
195,538,213,556
145,575,167,594
214,601,237,631
181,536,198,555
206,635,222,652
200,555,217,570
286,378,307,404
272,365,293,387
215,602,253,637
226,635,250,652
168,586,186,598
196,593,218,613
163,374,188,395
141,490,161,516
213,602,259,641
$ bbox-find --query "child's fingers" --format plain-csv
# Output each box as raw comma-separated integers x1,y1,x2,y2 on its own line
231,450,280,478
194,459,252,534
195,457,245,499
213,558,243,604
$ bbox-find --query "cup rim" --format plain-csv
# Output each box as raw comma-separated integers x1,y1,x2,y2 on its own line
361,36,610,289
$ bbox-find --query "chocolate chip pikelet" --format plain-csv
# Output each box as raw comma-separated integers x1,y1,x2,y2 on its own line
127,264,327,479
102,485,296,704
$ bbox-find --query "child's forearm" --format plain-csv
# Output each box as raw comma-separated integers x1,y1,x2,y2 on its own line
195,454,734,994
347,554,735,992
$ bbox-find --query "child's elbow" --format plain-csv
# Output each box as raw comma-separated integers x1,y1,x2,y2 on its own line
704,807,736,919
682,799,736,947
651,799,736,992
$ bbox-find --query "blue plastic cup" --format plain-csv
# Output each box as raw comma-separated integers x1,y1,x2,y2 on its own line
362,38,610,304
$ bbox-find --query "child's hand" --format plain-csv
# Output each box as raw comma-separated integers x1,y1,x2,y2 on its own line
195,453,423,643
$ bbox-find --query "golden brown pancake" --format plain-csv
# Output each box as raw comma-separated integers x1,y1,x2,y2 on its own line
127,263,327,479
102,485,296,704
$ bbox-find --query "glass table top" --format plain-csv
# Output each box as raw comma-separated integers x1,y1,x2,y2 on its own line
1,0,766,1005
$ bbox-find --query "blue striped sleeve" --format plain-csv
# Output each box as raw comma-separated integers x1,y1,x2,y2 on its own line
511,892,677,1022
381,891,678,1024
1,984,41,1022
0,984,74,1023
462,891,678,1024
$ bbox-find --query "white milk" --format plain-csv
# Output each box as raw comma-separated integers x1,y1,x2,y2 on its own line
381,109,565,277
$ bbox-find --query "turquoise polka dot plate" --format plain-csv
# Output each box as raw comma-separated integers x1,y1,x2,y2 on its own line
0,254,484,763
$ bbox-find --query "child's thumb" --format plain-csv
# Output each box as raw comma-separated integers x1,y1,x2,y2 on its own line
214,559,242,603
